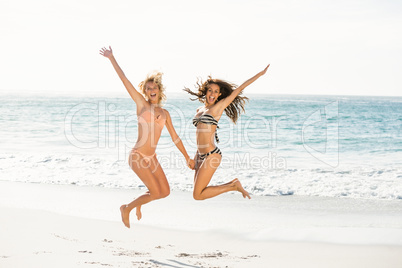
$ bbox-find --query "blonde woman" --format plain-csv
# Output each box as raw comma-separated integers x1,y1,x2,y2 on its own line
100,46,194,228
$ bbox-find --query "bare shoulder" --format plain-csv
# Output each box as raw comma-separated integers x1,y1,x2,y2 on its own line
197,106,208,113
162,108,171,118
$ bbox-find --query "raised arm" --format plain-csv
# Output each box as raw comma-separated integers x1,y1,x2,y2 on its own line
100,46,146,107
216,64,270,112
164,110,195,169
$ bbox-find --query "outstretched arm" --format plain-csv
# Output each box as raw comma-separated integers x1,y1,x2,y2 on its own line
100,46,146,107
164,110,195,170
216,64,270,112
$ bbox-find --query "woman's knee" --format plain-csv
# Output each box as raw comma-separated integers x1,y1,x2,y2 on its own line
149,190,161,200
160,188,170,199
149,188,170,200
193,191,205,201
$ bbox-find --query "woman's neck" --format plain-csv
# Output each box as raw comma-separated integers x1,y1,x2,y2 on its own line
148,100,159,106
205,102,214,109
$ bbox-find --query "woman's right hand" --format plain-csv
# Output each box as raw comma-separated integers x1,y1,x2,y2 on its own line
99,46,113,59
187,158,195,170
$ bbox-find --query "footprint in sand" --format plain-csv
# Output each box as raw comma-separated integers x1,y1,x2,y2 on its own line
201,252,227,258
52,233,78,242
113,248,149,257
84,261,112,266
78,250,92,254
34,251,51,255
177,252,228,258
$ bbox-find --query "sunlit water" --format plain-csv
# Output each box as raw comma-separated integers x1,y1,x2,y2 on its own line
1,93,401,200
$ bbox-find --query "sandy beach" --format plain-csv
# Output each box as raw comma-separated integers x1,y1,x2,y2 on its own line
1,181,402,268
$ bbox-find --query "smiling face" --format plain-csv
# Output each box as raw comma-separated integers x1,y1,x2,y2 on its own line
145,82,160,103
205,83,221,105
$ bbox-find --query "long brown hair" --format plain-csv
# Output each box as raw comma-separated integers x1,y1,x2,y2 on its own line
184,76,248,124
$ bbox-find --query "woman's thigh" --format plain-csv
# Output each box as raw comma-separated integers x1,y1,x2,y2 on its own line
129,153,165,192
193,153,222,193
149,155,169,193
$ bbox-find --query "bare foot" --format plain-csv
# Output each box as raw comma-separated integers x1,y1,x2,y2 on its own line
233,179,251,199
222,178,238,186
136,206,142,220
120,205,130,228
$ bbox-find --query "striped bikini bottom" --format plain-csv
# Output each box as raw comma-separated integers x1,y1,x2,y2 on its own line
197,147,222,161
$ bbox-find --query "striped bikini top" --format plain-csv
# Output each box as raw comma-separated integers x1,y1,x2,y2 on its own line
192,114,220,143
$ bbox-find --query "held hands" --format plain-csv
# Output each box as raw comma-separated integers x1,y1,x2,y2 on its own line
99,46,113,59
187,158,195,170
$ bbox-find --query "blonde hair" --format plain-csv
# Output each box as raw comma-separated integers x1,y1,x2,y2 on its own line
138,71,166,105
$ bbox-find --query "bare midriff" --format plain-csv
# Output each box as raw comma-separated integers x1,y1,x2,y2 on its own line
196,124,217,154
134,109,166,156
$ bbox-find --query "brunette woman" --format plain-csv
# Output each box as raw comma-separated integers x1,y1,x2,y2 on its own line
184,64,269,200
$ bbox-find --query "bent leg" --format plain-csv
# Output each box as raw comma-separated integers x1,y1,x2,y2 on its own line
134,158,169,221
149,156,170,198
193,154,231,200
120,166,158,228
193,154,250,200
121,153,169,228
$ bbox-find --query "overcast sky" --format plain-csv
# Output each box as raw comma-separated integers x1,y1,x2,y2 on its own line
1,0,401,97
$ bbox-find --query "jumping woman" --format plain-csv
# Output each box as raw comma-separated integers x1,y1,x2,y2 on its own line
100,46,194,228
184,64,270,200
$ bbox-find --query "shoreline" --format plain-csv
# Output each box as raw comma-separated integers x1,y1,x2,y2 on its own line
1,181,402,244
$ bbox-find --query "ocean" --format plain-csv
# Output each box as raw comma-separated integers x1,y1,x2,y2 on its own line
1,93,401,200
